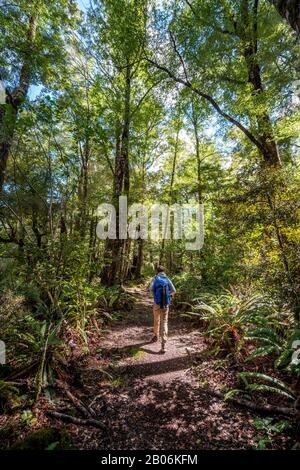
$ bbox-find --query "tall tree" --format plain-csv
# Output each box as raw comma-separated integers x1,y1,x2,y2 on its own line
88,0,157,285
0,0,77,192
147,0,297,167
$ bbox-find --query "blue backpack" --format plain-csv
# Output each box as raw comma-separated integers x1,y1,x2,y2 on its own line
154,276,170,309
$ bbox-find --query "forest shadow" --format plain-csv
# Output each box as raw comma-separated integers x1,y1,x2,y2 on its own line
87,378,255,450
139,347,163,355
99,340,154,358
98,325,200,359
107,351,201,381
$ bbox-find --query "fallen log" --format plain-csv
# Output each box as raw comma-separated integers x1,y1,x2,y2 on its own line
47,410,106,430
203,387,296,417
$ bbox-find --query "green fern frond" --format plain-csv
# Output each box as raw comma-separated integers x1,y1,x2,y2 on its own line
247,327,282,344
238,372,295,398
245,345,279,361
245,383,295,401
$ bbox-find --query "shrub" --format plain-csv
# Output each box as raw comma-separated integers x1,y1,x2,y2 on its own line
182,289,266,353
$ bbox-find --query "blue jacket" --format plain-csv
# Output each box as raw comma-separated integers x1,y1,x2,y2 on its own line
150,272,176,306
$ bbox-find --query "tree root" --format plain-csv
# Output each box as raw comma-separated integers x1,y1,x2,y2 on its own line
55,380,93,418
203,387,296,417
47,410,106,430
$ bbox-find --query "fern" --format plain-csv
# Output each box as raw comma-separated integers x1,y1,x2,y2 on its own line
238,371,296,400
245,345,279,361
182,292,268,354
245,383,295,401
247,327,282,344
245,326,300,376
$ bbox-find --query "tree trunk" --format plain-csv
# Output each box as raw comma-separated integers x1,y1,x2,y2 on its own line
101,63,131,286
191,103,202,205
246,59,280,166
190,101,207,279
241,0,281,166
269,0,300,33
136,238,144,278
266,190,300,321
159,129,179,265
0,15,36,192
131,238,144,279
88,215,98,281
76,142,90,238
32,209,43,248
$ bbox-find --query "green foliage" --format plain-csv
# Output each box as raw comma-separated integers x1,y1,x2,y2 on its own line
0,0,79,86
172,272,207,307
238,371,296,401
109,376,128,389
128,347,146,359
0,380,20,413
183,289,267,353
245,326,300,376
20,409,38,427
253,418,291,450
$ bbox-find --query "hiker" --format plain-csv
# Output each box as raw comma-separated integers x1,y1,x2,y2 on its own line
149,266,176,354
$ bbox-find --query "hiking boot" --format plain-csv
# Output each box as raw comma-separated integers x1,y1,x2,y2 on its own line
150,335,158,343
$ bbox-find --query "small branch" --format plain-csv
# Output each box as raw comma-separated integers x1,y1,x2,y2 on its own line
6,361,39,381
183,0,198,17
55,380,92,419
145,57,264,152
220,29,235,35
47,410,106,430
219,75,247,85
101,147,115,176
183,0,236,36
0,235,17,244
130,79,162,119
253,0,259,53
0,380,26,389
169,30,189,81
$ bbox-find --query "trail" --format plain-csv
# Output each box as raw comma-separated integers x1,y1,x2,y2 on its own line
67,285,259,450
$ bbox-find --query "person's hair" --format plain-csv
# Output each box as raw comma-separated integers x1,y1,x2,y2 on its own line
156,265,165,273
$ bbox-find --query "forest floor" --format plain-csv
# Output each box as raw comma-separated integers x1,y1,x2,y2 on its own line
62,285,292,450
1,284,294,450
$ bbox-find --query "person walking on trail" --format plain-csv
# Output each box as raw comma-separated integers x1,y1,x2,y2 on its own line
149,266,176,354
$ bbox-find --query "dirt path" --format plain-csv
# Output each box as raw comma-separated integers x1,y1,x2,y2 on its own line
66,285,263,450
